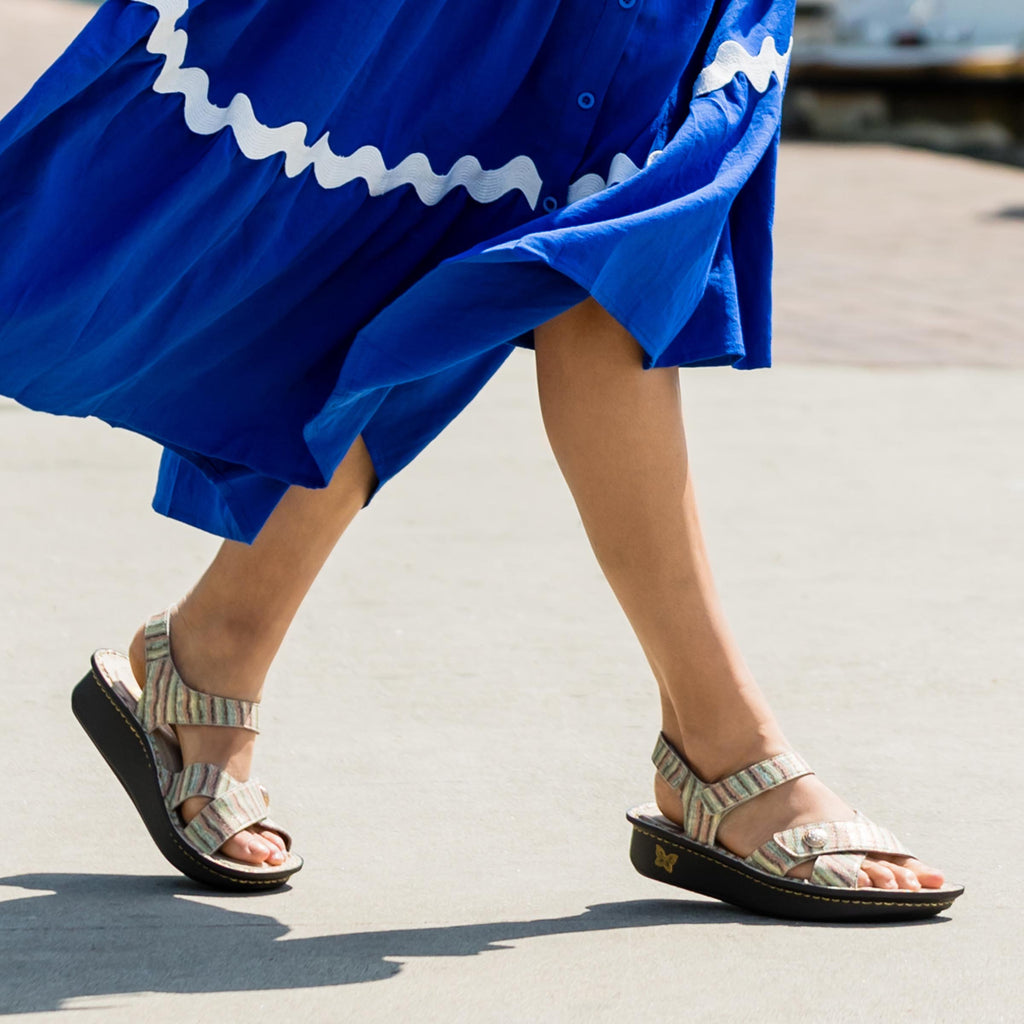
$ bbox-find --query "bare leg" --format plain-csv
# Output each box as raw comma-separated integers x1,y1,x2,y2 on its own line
534,298,944,890
129,437,377,865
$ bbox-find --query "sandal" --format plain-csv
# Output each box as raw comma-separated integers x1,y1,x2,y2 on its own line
626,733,963,922
71,610,303,891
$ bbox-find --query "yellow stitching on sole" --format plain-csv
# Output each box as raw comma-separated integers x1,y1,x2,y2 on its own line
89,668,292,888
630,824,955,910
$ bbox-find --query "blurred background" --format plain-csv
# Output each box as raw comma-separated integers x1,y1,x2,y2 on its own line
790,0,1024,164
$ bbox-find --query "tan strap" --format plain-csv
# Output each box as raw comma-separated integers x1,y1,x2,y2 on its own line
182,777,269,855
166,763,293,853
810,853,866,888
700,752,814,815
166,762,238,810
257,815,293,852
137,610,260,733
747,816,913,886
652,733,813,845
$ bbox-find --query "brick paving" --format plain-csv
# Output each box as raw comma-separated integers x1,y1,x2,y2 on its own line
774,142,1024,367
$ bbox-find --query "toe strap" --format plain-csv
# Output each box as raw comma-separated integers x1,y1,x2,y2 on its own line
166,762,238,809
747,817,913,888
182,778,271,855
167,764,292,854
257,816,293,852
810,853,866,888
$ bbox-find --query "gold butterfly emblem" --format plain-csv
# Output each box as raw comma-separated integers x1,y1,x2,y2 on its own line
654,844,678,874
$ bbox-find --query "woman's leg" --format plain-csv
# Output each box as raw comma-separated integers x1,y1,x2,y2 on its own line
534,298,944,890
128,437,377,866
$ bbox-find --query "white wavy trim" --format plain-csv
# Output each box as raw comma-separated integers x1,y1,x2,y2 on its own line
693,35,793,98
564,35,792,207
566,150,666,205
136,0,543,208
135,1,788,211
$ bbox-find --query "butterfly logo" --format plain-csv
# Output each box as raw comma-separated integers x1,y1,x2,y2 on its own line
654,844,678,874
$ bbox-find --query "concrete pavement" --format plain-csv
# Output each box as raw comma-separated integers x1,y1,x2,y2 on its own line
1,3,1023,1022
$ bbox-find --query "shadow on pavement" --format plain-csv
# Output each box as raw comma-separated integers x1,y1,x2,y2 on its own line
990,204,1024,220
0,872,946,1013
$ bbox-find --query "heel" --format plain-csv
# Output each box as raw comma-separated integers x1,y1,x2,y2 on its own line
629,823,689,889
72,660,164,829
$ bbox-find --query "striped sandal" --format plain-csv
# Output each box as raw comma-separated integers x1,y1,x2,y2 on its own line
627,733,962,922
72,610,302,891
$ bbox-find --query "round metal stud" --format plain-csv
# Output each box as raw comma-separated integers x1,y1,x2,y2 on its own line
805,827,828,850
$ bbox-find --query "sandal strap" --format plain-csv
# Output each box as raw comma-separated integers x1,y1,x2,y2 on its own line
167,764,293,853
747,816,913,885
182,777,270,855
652,733,813,844
258,815,293,852
166,762,239,809
810,853,866,888
138,611,260,733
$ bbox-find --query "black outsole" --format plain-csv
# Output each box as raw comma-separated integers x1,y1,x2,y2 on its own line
72,657,297,893
627,811,963,923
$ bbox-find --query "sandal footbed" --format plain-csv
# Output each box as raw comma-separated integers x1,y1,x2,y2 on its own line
627,804,963,923
72,650,301,891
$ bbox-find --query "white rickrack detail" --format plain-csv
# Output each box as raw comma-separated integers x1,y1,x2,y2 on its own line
136,1,789,213
565,34,791,207
135,0,543,208
693,34,793,98
567,152,646,205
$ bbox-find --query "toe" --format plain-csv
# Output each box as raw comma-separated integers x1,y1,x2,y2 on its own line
901,857,946,890
878,860,921,891
260,829,286,852
257,829,288,864
220,832,273,865
861,860,899,890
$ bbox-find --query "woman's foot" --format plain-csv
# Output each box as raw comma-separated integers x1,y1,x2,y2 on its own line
129,611,287,868
654,728,946,891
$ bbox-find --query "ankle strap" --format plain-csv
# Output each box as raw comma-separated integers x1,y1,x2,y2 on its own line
138,610,261,734
652,733,813,844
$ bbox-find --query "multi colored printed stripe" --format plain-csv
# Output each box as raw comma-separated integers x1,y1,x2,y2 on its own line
652,733,713,842
651,734,813,845
650,733,916,890
810,853,865,888
700,752,813,816
138,610,260,732
183,777,269,855
128,610,291,859
748,818,912,878
166,761,237,809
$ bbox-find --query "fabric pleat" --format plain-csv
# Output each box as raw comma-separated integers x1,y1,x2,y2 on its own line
0,0,796,541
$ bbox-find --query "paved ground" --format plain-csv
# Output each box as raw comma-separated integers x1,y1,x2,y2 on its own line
1,4,1023,1022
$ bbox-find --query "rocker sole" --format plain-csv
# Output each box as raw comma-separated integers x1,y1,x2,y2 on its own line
72,656,298,893
627,809,963,923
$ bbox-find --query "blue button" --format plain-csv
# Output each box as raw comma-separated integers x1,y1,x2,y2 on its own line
619,0,637,8
577,91,596,110
542,196,559,213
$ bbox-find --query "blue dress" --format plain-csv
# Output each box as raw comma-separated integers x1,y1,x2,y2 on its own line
0,0,795,541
